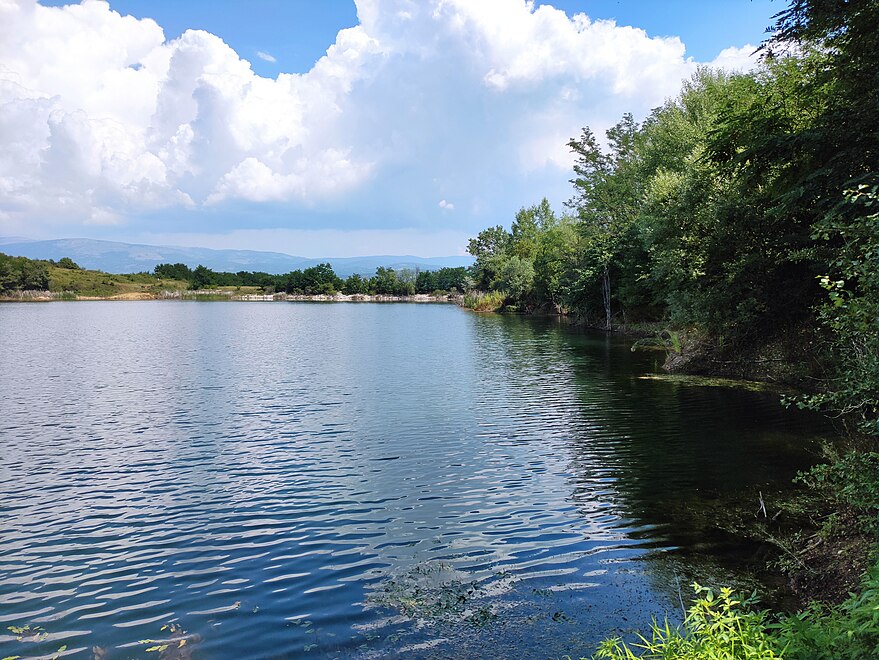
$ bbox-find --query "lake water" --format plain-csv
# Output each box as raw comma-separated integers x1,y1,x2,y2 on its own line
0,302,829,659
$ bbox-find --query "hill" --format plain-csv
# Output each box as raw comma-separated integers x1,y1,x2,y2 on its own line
0,238,473,277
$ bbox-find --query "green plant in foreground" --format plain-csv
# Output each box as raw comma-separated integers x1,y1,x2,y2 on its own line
589,564,879,660
589,584,782,660
770,562,879,660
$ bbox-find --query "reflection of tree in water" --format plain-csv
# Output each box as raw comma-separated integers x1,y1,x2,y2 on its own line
567,326,830,605
470,314,831,607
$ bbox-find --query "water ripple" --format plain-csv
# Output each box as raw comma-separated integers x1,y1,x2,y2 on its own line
0,302,828,659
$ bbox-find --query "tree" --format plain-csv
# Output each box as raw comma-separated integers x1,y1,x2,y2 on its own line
0,253,50,292
343,273,369,294
154,263,193,281
371,266,399,295
190,265,214,290
467,225,511,289
301,263,342,294
493,256,535,302
566,114,640,329
534,215,579,313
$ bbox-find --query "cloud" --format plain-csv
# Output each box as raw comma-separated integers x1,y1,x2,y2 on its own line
708,44,760,72
256,50,277,63
0,0,762,245
133,227,473,257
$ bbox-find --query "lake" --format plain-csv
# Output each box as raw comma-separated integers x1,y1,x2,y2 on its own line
0,302,829,658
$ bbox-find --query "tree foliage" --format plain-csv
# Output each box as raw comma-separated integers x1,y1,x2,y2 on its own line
0,252,50,292
465,0,878,435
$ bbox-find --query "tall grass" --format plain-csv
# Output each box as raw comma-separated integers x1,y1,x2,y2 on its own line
590,584,781,660
588,569,879,659
462,290,506,312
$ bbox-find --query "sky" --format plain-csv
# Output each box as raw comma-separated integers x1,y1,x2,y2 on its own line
0,0,780,257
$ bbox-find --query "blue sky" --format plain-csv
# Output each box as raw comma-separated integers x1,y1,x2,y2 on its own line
2,0,780,256
41,1,778,75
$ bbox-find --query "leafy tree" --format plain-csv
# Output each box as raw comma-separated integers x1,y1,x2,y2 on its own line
57,257,81,270
190,265,214,290
343,273,369,294
301,263,342,294
493,255,534,302
467,225,511,289
800,184,879,436
154,263,193,281
0,253,50,292
371,266,399,295
533,215,579,313
566,114,641,329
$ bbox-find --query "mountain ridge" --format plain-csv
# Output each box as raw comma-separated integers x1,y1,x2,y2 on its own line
0,238,473,278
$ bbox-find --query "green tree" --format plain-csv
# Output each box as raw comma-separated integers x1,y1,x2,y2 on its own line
154,263,194,281
343,273,369,294
57,257,81,270
190,265,214,290
371,266,399,295
467,225,511,289
533,215,579,313
493,255,534,302
566,114,640,329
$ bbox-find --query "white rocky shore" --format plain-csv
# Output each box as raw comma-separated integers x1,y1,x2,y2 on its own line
236,292,462,303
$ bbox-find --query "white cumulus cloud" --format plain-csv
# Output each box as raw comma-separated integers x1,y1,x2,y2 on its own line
0,0,762,240
256,50,277,63
708,44,760,72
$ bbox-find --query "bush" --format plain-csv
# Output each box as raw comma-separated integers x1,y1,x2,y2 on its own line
590,584,781,660
794,450,879,536
589,568,879,660
462,290,506,312
57,257,81,270
772,564,879,659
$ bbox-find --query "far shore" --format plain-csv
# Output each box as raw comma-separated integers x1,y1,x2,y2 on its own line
0,290,463,303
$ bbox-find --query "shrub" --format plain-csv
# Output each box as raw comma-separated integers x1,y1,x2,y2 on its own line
795,450,879,536
590,584,781,660
772,564,879,659
462,290,506,312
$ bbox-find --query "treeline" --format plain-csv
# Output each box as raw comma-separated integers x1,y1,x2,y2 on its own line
582,4,879,657
0,251,470,298
153,262,469,296
0,253,86,293
468,1,878,437
0,252,50,293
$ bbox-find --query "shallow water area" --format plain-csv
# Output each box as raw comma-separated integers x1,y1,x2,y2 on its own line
0,302,829,658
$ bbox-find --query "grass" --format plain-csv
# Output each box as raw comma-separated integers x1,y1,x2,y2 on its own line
462,290,506,312
590,584,782,660
588,520,879,659
47,266,187,297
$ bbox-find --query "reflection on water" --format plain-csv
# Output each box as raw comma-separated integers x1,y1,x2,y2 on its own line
0,303,828,658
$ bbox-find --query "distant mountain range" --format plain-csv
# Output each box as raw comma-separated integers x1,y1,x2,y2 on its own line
0,238,474,278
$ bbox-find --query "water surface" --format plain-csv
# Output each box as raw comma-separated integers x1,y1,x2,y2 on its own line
0,302,828,658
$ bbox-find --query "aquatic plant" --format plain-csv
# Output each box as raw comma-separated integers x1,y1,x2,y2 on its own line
139,622,199,659
369,562,497,627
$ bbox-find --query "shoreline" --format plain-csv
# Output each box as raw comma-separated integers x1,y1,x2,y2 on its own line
0,290,463,303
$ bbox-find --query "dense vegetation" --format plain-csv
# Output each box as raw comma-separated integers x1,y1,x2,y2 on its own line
467,0,878,439
520,0,879,657
153,262,469,295
0,252,50,292
0,253,468,298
